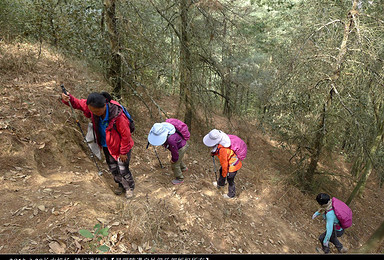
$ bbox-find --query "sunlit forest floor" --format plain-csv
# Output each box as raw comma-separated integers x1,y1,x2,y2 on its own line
0,42,383,254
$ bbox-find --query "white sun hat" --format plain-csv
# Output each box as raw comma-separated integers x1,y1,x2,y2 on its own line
203,129,231,148
148,122,176,146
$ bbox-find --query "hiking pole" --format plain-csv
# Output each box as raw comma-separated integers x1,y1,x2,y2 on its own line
61,84,103,176
154,147,165,169
146,142,164,169
212,156,218,183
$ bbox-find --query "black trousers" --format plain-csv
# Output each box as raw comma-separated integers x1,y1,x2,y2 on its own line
218,168,237,198
319,229,344,253
103,147,135,191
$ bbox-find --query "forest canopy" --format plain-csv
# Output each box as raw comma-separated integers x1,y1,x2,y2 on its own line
1,0,383,207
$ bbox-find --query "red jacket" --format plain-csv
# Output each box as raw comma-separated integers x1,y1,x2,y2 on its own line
62,94,134,160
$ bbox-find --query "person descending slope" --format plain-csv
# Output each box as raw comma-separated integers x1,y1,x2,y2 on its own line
203,129,246,199
148,119,190,185
61,90,135,199
312,193,351,254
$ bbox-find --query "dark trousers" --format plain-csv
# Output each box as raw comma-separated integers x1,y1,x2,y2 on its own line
218,168,237,198
103,147,135,191
319,229,344,253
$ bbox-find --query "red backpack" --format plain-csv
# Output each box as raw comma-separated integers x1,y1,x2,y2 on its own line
165,118,190,141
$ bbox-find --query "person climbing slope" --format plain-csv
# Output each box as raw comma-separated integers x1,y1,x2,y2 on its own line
203,129,243,199
147,119,189,185
61,90,135,199
312,193,350,254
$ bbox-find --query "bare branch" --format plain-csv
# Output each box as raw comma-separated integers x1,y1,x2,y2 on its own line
306,20,344,42
148,0,181,41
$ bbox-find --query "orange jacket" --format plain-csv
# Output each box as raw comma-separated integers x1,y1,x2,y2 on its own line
213,144,242,177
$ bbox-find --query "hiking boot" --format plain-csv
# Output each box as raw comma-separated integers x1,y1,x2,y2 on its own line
223,194,234,199
316,247,327,254
339,247,348,253
125,189,134,199
172,179,184,185
316,247,324,254
114,186,125,195
213,181,224,189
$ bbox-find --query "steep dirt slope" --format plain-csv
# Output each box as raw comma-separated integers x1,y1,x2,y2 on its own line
0,42,383,254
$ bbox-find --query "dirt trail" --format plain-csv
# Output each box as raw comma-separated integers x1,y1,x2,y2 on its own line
0,42,383,254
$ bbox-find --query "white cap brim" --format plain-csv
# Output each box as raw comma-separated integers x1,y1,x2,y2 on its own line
203,134,219,147
148,131,168,146
203,129,231,148
148,122,175,146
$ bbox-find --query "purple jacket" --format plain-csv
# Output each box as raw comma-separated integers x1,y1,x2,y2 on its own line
163,132,186,162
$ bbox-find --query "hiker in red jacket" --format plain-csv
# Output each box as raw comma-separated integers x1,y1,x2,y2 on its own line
61,91,135,199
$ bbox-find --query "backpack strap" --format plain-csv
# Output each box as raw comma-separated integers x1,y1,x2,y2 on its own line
230,155,240,166
172,129,184,143
108,101,135,134
325,208,342,230
216,147,239,166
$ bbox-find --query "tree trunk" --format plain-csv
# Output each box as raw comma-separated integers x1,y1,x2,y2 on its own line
171,31,177,95
350,148,365,177
346,157,373,205
221,16,233,118
179,0,193,129
306,104,326,186
47,0,59,47
222,79,231,117
355,221,384,253
104,0,122,98
305,1,358,187
347,88,383,203
346,120,383,204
